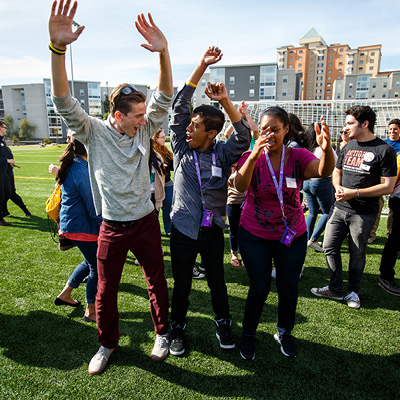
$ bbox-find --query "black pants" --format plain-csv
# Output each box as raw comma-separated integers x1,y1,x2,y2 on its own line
0,173,11,219
5,173,29,214
380,197,400,280
170,223,231,324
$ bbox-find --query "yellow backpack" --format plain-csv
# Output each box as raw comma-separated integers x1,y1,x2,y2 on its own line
45,185,61,223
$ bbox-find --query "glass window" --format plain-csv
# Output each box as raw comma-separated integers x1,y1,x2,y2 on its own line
210,68,225,84
249,89,255,97
229,76,235,85
80,89,85,96
229,89,235,98
282,75,288,83
249,75,255,84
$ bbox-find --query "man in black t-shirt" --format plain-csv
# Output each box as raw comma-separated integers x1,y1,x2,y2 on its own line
311,106,397,309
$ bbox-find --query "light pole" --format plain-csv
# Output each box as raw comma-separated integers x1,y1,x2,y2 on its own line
70,20,81,98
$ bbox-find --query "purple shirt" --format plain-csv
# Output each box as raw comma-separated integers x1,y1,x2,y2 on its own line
238,147,317,240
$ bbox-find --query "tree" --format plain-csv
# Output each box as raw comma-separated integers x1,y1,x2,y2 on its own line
102,93,110,114
3,114,17,138
18,119,36,140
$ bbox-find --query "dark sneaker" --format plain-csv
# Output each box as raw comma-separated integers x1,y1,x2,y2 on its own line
344,291,360,309
311,286,343,301
378,278,400,296
240,334,255,360
0,219,11,226
192,267,205,279
215,318,235,350
274,333,297,358
169,321,186,356
25,211,32,217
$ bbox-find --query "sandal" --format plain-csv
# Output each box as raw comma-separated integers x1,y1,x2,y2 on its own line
231,257,240,267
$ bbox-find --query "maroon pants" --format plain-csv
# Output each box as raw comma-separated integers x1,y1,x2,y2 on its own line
96,211,169,349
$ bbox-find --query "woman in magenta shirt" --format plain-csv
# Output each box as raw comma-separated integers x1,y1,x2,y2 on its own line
235,107,335,360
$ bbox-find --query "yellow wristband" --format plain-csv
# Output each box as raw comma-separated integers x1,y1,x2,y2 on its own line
49,42,66,55
187,81,197,88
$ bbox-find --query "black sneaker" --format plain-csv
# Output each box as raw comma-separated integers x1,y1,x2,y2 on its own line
274,333,297,358
239,334,255,360
170,321,186,356
215,318,235,350
378,278,400,296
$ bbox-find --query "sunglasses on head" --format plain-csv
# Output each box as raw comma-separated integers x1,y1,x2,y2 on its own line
113,85,139,113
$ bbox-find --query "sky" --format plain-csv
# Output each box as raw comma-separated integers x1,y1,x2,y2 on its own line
1,0,400,90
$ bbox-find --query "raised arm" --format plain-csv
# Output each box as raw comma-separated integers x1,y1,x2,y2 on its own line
49,0,85,98
239,101,259,140
187,47,223,87
135,13,173,96
303,116,335,179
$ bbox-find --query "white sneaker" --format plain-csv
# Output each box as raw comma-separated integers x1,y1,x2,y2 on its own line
88,346,115,375
151,334,169,361
307,239,324,253
344,291,360,309
192,267,205,279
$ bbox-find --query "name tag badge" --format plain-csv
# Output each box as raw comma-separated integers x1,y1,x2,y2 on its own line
138,143,146,156
286,177,297,188
212,165,222,178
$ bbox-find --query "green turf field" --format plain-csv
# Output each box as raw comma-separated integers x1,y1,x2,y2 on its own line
0,145,398,400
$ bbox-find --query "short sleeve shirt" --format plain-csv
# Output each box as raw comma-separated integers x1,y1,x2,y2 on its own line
335,137,397,214
238,147,317,240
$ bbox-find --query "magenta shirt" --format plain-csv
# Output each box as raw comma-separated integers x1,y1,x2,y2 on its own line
238,147,317,240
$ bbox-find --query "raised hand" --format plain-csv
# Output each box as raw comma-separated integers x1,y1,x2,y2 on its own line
135,13,167,53
315,116,331,151
205,82,228,101
49,0,85,49
238,100,248,116
201,46,223,66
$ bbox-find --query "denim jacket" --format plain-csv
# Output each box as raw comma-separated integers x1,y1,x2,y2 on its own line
59,157,101,234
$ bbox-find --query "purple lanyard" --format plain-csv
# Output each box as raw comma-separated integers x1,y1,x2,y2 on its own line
193,151,216,210
264,147,287,225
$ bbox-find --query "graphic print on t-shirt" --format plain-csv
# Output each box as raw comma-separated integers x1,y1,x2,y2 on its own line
343,149,374,175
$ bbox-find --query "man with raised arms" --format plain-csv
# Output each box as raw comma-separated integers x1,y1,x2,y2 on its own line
48,0,173,374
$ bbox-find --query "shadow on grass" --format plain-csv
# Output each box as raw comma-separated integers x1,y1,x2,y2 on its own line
4,214,54,234
1,308,398,399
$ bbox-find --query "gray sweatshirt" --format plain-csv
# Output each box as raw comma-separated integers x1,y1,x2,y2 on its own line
53,90,172,221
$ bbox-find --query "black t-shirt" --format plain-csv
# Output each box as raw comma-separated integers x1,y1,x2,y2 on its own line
335,137,397,215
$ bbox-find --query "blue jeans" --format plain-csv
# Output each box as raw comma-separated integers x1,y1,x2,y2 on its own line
302,178,334,241
323,207,376,295
67,240,98,304
161,184,173,234
238,227,307,337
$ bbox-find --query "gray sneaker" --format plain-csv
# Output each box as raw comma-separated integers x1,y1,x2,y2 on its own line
378,278,400,296
88,346,115,375
311,286,343,301
307,239,324,252
344,291,360,309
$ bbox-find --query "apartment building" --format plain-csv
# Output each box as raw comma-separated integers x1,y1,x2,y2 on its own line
277,28,382,101
194,63,300,108
333,71,400,101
